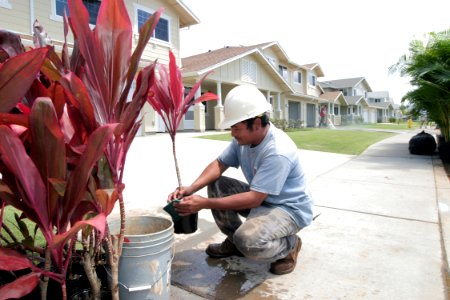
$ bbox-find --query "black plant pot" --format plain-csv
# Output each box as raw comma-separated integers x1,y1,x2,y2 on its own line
69,287,112,300
173,213,198,234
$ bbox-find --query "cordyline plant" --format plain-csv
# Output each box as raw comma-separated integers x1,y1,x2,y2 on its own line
0,0,164,298
0,33,114,300
147,50,217,188
62,0,162,298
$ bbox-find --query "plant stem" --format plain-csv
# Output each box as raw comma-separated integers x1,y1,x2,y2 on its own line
172,138,182,188
106,188,125,300
40,247,51,300
80,235,101,300
61,282,67,300
82,250,100,300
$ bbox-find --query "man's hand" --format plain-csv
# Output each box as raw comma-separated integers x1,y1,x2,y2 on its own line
173,195,206,216
167,186,194,202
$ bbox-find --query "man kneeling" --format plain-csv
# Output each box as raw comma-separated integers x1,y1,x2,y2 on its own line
168,85,313,275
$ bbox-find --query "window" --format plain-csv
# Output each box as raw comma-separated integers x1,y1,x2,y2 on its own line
294,71,302,84
334,106,339,115
0,0,12,9
55,0,100,25
137,9,170,43
278,65,288,80
267,56,277,68
308,73,316,86
241,59,257,83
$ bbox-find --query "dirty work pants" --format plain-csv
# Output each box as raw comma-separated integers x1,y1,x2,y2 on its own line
207,176,301,262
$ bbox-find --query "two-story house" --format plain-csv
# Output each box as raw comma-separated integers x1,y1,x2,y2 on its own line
181,41,327,130
319,77,388,124
365,91,396,122
0,0,201,133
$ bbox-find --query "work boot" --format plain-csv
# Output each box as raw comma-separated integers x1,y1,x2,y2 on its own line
205,238,244,258
269,236,302,275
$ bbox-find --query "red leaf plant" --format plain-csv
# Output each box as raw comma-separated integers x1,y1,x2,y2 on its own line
0,94,114,299
0,0,169,298
60,1,163,298
147,50,218,188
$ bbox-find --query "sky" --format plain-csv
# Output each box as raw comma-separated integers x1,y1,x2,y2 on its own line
179,0,450,104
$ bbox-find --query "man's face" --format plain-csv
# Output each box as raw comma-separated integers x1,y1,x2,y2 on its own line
230,122,253,145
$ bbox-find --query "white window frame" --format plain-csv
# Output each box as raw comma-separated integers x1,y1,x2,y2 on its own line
308,73,316,87
279,65,288,81
50,0,64,22
241,59,257,83
294,71,302,84
133,3,171,46
0,0,12,9
266,55,277,68
50,0,98,27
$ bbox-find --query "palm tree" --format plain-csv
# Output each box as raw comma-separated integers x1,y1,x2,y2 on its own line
390,29,450,143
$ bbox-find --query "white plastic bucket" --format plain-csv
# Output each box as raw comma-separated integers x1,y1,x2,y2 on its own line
109,216,174,300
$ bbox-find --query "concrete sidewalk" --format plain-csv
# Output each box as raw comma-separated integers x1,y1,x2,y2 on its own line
120,129,450,299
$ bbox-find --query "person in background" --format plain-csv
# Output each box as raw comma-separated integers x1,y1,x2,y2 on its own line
168,84,313,275
319,105,327,127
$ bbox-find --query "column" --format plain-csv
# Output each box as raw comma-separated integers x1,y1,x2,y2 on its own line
194,86,205,132
275,92,282,120
214,82,224,131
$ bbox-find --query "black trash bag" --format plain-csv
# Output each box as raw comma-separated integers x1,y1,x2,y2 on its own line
408,131,437,155
437,135,450,163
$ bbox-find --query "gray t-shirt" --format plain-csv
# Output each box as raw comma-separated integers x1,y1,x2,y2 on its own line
218,124,313,228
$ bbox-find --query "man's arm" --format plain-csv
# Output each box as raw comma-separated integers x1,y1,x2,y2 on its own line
168,159,228,200
189,159,228,194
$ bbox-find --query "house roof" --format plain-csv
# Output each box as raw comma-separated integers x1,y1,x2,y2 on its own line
345,95,365,105
302,63,324,77
260,41,290,63
371,102,394,109
319,91,347,105
181,42,294,92
319,77,372,92
166,0,200,28
181,42,271,74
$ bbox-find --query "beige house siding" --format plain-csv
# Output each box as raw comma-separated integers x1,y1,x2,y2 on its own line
262,47,279,64
290,68,307,94
307,85,321,97
0,0,196,134
128,0,177,65
0,1,176,65
0,1,30,36
206,59,241,82
354,81,370,96
254,63,282,92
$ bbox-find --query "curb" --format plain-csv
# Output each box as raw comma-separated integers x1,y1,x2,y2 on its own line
433,157,450,298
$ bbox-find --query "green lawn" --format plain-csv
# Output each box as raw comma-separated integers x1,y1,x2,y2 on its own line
1,206,46,247
345,122,420,131
197,128,396,155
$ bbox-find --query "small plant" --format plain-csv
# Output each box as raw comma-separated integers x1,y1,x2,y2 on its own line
147,51,217,189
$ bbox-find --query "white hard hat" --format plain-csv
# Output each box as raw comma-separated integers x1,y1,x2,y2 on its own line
218,85,272,129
